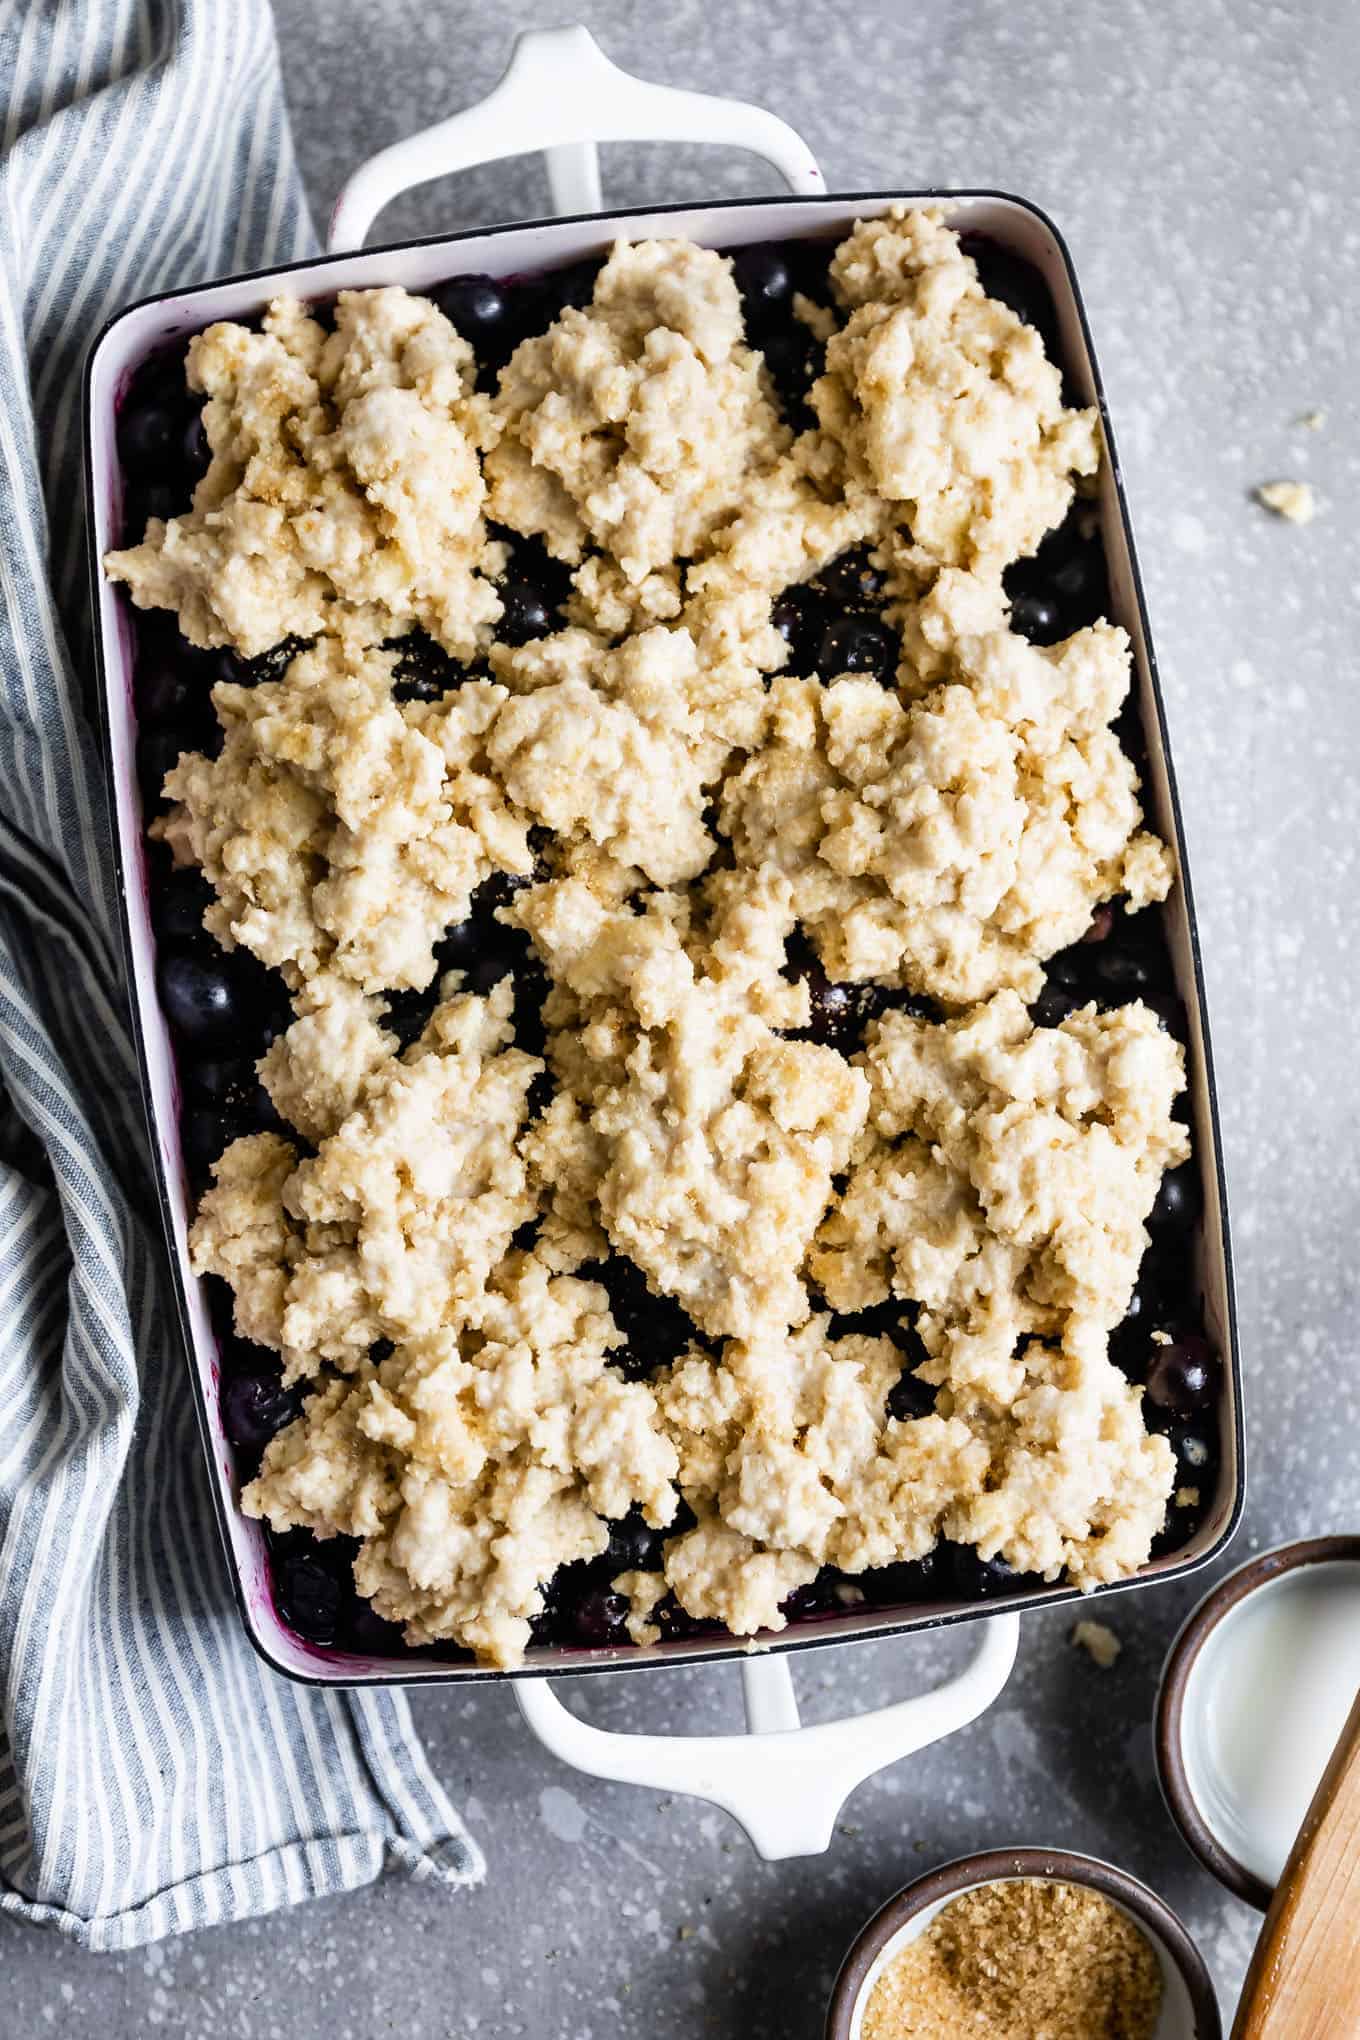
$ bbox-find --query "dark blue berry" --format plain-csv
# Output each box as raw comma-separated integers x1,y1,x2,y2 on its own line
1031,982,1082,1029
136,658,191,724
152,867,214,945
465,951,514,996
886,1368,936,1423
569,1586,629,1647
958,236,1063,363
861,1550,942,1606
1149,1161,1202,1235
158,948,239,1042
181,1105,223,1182
770,586,831,676
436,917,481,967
138,727,184,805
184,1057,237,1103
278,1550,344,1643
817,613,898,684
580,1255,697,1379
606,1510,665,1574
1082,904,1116,945
118,396,180,474
182,410,211,483
1009,587,1062,645
498,579,555,645
733,244,794,317
432,274,506,343
1092,947,1154,995
344,1600,407,1655
816,547,885,609
1145,1335,1216,1417
760,325,822,424
947,1545,1029,1600
222,1371,303,1455
538,258,601,318
781,1574,836,1620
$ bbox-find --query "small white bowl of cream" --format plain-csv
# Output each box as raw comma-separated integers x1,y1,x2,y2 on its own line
1156,1535,1360,1908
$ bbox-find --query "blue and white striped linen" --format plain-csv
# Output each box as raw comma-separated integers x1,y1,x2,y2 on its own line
0,0,483,1951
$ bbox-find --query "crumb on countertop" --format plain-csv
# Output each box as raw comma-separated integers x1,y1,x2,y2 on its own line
1255,479,1317,523
1296,409,1326,430
1070,1618,1122,1669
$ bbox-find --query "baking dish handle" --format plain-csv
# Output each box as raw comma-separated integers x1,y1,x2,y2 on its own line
327,24,826,253
514,1613,1020,1861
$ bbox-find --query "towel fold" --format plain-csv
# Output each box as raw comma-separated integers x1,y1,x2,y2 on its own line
0,0,483,1951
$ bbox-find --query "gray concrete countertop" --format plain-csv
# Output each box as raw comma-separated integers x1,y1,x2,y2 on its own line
6,0,1356,2030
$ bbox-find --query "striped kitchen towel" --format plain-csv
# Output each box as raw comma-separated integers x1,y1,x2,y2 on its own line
0,0,483,1951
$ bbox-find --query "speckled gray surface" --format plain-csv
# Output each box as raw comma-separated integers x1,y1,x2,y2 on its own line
6,0,1356,2030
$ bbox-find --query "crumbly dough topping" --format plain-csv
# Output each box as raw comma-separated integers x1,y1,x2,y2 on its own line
157,635,533,993
822,208,1100,574
242,1250,679,1669
115,212,1188,1667
192,983,541,1376
484,238,788,594
106,288,503,658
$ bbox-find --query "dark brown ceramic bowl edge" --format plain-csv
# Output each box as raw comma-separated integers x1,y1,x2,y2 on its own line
1155,1533,1360,1912
824,1846,1221,2040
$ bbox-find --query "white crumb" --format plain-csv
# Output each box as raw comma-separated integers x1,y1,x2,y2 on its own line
1255,479,1317,523
1070,1618,1122,1669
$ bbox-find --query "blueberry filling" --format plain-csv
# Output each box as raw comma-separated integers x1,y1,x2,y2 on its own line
123,232,1218,1662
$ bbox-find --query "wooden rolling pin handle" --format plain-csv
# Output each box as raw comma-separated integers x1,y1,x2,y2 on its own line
1232,1684,1360,2038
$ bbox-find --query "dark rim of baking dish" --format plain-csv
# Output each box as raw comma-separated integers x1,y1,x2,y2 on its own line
82,186,1244,1689
823,1845,1223,2039
1155,1534,1360,1911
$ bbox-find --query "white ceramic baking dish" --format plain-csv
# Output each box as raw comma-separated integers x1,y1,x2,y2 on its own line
83,26,1242,1859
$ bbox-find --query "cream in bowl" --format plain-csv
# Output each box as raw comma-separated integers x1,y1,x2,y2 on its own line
825,1849,1221,2040
1156,1534,1360,1909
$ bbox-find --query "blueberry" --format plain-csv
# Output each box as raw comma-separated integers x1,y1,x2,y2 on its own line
436,917,482,968
886,1368,937,1423
136,658,191,724
1082,904,1116,946
1009,587,1062,645
605,1509,665,1574
431,274,506,343
860,1550,942,1606
117,396,180,474
158,948,238,1042
538,257,601,317
806,972,855,1048
1149,1161,1202,1236
816,613,898,684
770,586,831,675
222,1371,303,1455
1167,1424,1215,1486
344,1601,407,1656
1091,947,1154,995
732,244,794,318
1145,1335,1217,1416
580,1255,698,1378
137,727,184,805
816,546,885,609
464,951,514,996
1044,948,1085,992
947,1545,1031,1600
182,410,210,484
184,1057,237,1102
760,326,822,426
653,1594,720,1643
781,1573,835,1620
277,1550,344,1644
569,1586,630,1648
181,1105,224,1182
498,579,555,645
1031,982,1082,1029
152,867,214,944
389,628,467,703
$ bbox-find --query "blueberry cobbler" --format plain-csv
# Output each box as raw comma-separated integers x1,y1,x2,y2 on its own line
104,209,1219,1668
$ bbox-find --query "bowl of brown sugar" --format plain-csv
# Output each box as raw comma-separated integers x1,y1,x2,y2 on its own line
825,1849,1221,2040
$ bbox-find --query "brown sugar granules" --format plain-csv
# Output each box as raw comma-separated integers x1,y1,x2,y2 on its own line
859,1879,1163,2040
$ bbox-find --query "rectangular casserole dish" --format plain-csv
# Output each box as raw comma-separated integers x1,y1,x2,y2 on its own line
83,35,1242,1702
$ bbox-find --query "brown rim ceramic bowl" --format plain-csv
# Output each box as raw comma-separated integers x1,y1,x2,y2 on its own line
825,1847,1221,2039
1156,1533,1360,1910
